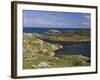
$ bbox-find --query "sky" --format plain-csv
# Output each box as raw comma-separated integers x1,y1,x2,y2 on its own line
23,10,91,28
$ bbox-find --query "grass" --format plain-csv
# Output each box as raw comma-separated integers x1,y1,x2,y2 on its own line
46,30,90,42
23,32,90,69
23,54,90,69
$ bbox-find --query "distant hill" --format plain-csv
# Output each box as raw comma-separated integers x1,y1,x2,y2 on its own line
43,30,90,42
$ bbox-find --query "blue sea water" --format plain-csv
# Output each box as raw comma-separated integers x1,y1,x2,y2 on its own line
23,27,90,33
48,41,91,57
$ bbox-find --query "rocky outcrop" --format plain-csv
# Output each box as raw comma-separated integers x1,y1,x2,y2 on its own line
23,33,90,69
48,29,61,34
23,33,62,57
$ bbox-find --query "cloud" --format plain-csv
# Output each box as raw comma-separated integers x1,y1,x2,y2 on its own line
82,22,90,25
24,16,68,27
83,14,91,19
45,12,65,20
81,22,90,28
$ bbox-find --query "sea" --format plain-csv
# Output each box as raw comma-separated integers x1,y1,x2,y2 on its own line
23,27,90,34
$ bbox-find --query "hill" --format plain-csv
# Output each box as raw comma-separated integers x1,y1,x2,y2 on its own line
23,33,90,69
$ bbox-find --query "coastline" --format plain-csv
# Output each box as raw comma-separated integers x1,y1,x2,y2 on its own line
23,31,91,69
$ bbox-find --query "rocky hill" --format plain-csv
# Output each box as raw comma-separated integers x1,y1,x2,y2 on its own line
23,33,90,69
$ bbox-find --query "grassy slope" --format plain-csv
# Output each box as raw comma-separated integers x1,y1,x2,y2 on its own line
23,33,90,69
23,54,90,69
46,30,90,42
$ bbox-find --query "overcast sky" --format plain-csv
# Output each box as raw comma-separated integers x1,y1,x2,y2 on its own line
23,10,91,28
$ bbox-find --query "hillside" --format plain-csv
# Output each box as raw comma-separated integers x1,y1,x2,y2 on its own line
44,30,90,42
23,33,90,69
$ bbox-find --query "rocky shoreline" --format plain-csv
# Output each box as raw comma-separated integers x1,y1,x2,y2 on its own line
23,32,90,69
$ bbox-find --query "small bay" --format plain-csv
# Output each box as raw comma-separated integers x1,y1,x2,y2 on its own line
44,41,91,57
